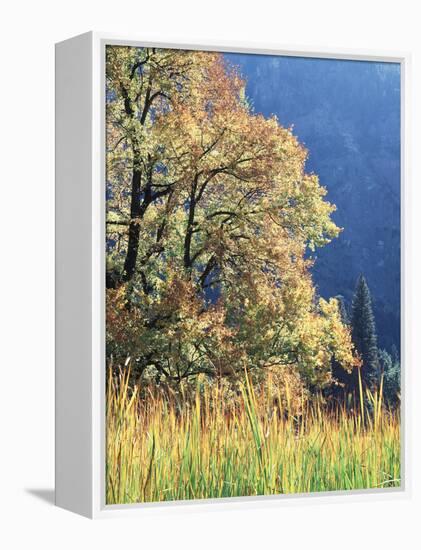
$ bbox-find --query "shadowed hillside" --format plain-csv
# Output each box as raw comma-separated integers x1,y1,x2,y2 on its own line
226,53,400,352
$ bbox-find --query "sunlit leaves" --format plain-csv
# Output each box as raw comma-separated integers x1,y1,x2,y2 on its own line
105,46,358,395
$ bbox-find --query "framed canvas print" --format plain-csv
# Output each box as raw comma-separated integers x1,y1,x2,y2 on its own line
55,32,410,518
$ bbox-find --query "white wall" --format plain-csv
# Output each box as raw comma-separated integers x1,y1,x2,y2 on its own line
1,0,419,547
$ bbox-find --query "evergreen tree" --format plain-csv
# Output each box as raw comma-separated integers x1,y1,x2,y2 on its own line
390,344,399,365
335,295,349,325
351,275,380,387
378,349,401,404
328,297,351,398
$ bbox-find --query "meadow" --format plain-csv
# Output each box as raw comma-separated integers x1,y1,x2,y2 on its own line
106,368,400,504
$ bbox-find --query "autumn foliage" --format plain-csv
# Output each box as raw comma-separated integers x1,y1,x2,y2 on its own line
105,46,359,397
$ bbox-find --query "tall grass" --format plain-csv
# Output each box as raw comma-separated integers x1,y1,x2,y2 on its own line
106,368,400,504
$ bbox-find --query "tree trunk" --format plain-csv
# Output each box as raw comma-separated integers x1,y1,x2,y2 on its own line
105,165,146,289
122,167,153,283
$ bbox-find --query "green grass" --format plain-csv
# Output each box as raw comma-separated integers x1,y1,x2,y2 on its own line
106,369,400,504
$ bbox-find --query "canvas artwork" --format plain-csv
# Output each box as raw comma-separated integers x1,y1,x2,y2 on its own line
105,46,401,505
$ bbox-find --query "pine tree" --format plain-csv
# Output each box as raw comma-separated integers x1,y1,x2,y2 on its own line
378,348,401,404
351,275,380,387
327,295,351,399
335,295,349,325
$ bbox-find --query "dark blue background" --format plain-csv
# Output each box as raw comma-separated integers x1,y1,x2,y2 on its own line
224,53,401,352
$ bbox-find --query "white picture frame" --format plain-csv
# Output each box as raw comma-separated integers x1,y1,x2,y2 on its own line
55,31,411,519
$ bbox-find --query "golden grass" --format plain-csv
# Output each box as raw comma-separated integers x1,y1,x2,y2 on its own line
106,368,400,504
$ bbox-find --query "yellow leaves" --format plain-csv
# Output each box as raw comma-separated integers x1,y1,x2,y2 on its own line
105,45,357,393
318,297,360,373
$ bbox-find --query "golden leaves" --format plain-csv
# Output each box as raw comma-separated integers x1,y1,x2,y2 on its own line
105,45,358,392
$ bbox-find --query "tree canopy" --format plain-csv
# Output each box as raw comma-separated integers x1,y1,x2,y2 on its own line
105,46,359,392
